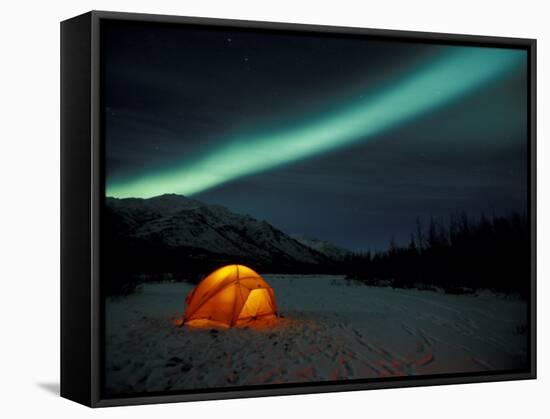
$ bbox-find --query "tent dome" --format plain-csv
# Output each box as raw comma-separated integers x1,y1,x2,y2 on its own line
183,264,277,328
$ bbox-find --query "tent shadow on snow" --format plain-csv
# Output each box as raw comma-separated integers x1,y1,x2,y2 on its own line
177,264,279,329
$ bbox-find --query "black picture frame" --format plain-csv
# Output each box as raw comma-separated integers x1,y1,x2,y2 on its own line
61,10,537,407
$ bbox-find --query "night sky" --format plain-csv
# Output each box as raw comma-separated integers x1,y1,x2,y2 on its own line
103,20,528,251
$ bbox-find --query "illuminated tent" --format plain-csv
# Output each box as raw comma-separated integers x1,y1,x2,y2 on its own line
183,264,277,328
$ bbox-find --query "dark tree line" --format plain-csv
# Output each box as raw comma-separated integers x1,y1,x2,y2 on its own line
101,206,339,296
343,212,530,298
103,206,530,298
102,235,335,296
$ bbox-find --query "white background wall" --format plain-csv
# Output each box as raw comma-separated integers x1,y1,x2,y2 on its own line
0,0,547,417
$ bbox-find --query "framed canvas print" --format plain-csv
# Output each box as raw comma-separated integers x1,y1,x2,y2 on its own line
60,11,536,407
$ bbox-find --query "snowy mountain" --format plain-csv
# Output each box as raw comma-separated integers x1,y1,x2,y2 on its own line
106,194,338,268
290,234,351,260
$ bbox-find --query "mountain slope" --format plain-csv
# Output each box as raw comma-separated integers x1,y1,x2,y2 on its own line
105,194,335,270
291,234,351,260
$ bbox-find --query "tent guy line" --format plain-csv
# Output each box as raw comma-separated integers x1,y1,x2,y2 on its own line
106,46,525,199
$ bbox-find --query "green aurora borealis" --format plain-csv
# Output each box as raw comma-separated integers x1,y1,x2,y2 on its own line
106,46,525,199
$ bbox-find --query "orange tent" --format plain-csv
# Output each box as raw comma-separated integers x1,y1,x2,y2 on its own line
183,264,277,328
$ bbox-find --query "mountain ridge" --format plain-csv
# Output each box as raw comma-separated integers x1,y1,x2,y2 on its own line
105,194,347,270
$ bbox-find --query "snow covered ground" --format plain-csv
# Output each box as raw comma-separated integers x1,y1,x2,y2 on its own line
104,275,528,395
